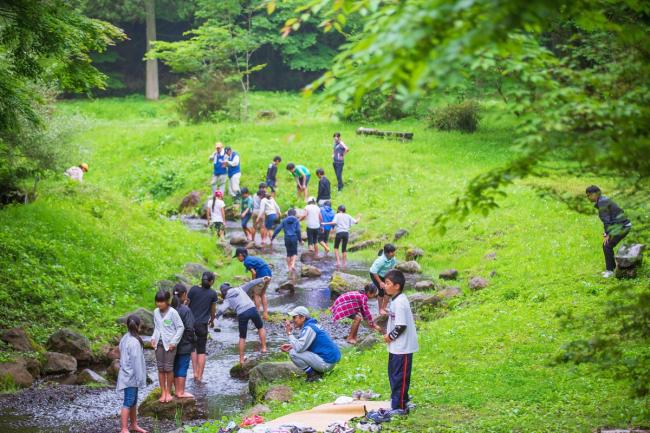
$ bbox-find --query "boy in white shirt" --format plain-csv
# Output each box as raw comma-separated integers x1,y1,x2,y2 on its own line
383,270,418,412
206,190,226,240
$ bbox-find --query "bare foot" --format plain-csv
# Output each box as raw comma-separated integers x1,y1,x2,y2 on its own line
120,429,130,433
176,392,194,399
132,425,148,433
379,309,388,315
165,394,173,403
158,396,166,403
263,314,269,321
346,338,358,345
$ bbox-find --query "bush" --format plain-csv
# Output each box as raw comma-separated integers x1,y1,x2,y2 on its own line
174,73,241,123
429,100,481,133
341,90,410,122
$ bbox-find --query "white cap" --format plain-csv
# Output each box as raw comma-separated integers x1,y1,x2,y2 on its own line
288,306,310,318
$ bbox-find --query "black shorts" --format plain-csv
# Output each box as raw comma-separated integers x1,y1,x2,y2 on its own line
370,273,386,297
285,237,298,257
238,307,263,339
334,232,349,253
318,230,331,243
266,180,276,192
194,323,208,355
307,228,319,245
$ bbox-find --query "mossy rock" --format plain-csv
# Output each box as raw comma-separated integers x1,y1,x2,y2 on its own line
329,272,368,297
139,387,202,420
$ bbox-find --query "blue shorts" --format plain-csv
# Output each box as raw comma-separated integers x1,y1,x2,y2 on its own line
241,213,252,228
173,353,191,378
285,237,298,257
123,387,138,408
265,213,277,230
266,180,276,192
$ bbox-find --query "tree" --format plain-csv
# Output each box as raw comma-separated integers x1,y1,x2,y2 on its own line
0,0,124,202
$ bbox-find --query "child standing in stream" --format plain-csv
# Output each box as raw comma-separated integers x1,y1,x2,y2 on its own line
151,290,184,403
117,315,148,433
171,284,195,399
321,204,361,268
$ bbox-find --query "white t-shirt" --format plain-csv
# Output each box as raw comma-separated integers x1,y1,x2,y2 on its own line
259,197,280,216
333,213,357,232
304,204,321,229
65,166,84,182
207,199,225,223
387,293,418,355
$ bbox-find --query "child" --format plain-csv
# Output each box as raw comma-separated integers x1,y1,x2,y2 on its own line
234,247,272,320
251,184,267,241
318,200,335,254
257,191,281,246
272,208,303,274
206,190,226,240
217,277,271,364
286,162,311,201
370,244,398,315
382,270,418,412
331,284,382,344
322,204,361,268
302,197,322,257
315,168,331,205
117,315,148,433
266,156,282,196
151,290,184,403
240,187,254,241
171,285,195,399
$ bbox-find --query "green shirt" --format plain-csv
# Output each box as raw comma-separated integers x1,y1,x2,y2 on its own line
292,165,310,178
370,254,397,278
241,196,253,214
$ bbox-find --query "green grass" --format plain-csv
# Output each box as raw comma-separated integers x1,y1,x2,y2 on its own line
2,92,648,430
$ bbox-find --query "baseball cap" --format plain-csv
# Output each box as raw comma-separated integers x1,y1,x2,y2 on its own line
288,306,310,318
233,247,248,258
219,282,232,297
80,163,89,172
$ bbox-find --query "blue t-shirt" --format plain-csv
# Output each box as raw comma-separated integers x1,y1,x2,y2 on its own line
243,256,272,277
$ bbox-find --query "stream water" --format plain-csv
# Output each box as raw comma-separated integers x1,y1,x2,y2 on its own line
0,217,427,433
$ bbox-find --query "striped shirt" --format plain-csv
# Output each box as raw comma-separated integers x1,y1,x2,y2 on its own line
330,291,374,327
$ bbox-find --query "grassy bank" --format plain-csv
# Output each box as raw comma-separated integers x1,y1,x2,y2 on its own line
1,92,647,429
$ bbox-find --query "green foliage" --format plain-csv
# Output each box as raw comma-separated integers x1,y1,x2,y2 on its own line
174,73,241,123
429,100,481,133
341,90,409,122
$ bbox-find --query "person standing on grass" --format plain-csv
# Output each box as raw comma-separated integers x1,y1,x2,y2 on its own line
240,187,254,241
331,284,382,344
370,244,398,315
272,208,303,274
280,306,341,382
224,146,241,202
150,290,184,403
301,197,322,257
286,162,311,201
266,155,282,197
586,185,632,278
382,270,418,412
188,272,219,383
332,132,349,192
216,277,271,365
117,315,148,433
316,168,331,206
209,142,228,194
257,191,281,246
318,200,335,254
321,204,361,268
171,285,195,399
206,190,226,241
234,247,272,320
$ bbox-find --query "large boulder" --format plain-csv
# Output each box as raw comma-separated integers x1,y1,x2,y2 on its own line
394,229,409,241
300,250,316,263
217,239,233,256
438,286,462,299
329,272,368,297
301,264,322,278
408,293,442,310
43,352,77,375
139,387,201,420
106,359,120,381
183,262,210,279
224,205,240,221
0,327,37,352
77,368,108,386
229,233,249,246
356,334,380,351
264,385,293,402
116,308,155,336
405,247,424,262
248,362,302,397
347,239,380,253
230,357,264,380
179,191,202,214
157,280,175,292
439,269,458,280
396,261,422,274
469,277,489,291
615,244,645,278
0,361,34,388
276,281,295,293
17,356,41,378
414,280,436,291
46,329,92,364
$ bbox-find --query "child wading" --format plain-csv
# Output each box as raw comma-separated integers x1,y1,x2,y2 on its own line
331,284,382,344
151,290,185,403
370,244,398,315
266,155,282,196
171,284,195,398
272,208,303,274
322,204,361,268
240,187,254,241
234,247,272,320
117,315,148,433
206,190,226,240
382,270,418,412
302,197,322,257
318,200,335,254
217,277,271,364
257,191,281,247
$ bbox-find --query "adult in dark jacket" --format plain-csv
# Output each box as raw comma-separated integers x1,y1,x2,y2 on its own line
171,284,195,397
586,185,632,277
188,271,219,382
281,306,341,382
272,208,303,273
316,168,331,205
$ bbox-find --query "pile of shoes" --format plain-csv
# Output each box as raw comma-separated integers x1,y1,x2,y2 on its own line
324,421,355,433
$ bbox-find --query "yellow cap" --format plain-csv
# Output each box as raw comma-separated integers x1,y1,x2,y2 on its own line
80,163,89,172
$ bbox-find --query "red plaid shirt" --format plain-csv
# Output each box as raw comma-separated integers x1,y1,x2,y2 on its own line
331,291,374,327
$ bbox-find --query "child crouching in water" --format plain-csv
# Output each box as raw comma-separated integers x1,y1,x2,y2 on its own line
117,315,148,433
383,270,418,412
330,283,383,344
151,290,184,403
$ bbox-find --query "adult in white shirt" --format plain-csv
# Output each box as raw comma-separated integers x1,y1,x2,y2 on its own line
209,142,228,195
256,191,281,246
301,196,323,257
224,146,242,202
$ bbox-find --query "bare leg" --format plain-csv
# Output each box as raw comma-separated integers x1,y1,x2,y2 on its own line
347,316,362,344
174,376,193,398
120,407,130,433
165,372,174,402
254,293,262,313
259,328,267,353
196,354,207,382
319,241,330,253
334,249,340,267
130,406,148,433
191,351,199,380
286,256,292,272
261,290,269,321
158,371,166,403
379,296,388,315
342,252,347,269
238,337,247,365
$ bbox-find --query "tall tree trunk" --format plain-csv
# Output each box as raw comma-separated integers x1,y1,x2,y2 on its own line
144,0,159,100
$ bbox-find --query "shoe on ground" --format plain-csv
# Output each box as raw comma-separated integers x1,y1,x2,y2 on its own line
405,401,416,411
602,270,615,278
305,370,323,382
